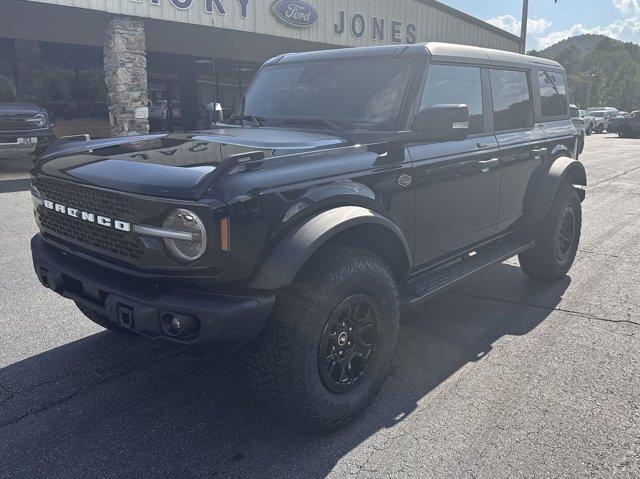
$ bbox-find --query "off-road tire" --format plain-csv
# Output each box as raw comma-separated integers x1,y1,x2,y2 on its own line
519,186,582,281
75,301,130,333
578,134,585,154
246,245,400,433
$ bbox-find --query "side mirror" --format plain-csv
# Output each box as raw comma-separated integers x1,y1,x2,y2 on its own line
413,104,470,142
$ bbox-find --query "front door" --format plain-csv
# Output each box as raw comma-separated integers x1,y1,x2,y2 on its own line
409,64,500,267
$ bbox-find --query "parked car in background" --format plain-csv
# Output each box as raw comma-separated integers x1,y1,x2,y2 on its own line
590,110,615,133
571,105,586,153
0,74,55,159
588,106,619,115
609,111,640,138
579,109,595,135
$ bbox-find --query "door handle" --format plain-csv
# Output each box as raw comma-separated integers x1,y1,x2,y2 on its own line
478,158,500,172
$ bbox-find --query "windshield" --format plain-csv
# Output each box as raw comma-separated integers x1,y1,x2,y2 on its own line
0,77,16,102
592,111,605,117
233,58,414,131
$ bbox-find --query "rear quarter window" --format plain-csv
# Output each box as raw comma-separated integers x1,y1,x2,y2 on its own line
538,70,568,118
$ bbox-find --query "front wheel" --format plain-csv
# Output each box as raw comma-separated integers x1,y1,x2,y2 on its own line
246,245,399,432
519,186,582,281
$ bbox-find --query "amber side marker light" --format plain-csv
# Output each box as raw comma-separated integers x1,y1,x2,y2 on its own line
220,217,230,252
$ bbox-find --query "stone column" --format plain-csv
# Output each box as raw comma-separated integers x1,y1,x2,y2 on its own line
103,16,149,136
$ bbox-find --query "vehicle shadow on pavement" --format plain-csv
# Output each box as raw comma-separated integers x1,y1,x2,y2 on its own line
0,263,570,479
0,178,31,193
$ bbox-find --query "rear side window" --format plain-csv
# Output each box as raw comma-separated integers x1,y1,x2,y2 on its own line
490,69,533,132
420,64,484,135
538,70,568,117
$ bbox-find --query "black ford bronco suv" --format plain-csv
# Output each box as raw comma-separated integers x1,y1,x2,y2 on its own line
0,75,55,159
30,43,586,431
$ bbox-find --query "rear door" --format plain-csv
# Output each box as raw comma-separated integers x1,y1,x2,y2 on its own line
409,64,500,266
491,68,548,233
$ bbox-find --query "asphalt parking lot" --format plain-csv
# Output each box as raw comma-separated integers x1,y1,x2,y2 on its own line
0,134,638,478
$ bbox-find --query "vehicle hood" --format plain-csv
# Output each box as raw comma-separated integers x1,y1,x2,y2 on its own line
34,127,349,200
0,101,44,115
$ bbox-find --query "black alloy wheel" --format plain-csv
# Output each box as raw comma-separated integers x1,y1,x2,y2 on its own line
556,207,576,261
318,294,380,394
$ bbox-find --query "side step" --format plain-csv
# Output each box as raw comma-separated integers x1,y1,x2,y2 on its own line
400,239,534,311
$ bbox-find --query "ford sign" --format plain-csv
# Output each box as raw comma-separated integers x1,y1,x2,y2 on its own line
271,0,318,28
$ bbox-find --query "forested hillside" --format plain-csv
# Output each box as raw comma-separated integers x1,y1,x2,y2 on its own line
529,34,640,111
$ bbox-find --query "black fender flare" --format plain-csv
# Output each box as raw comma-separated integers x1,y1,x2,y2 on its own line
525,156,587,226
249,206,412,290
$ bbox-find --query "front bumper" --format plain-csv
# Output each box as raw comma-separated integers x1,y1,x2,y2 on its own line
31,234,275,352
0,130,54,156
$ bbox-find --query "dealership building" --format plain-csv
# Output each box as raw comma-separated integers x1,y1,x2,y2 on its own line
0,0,519,138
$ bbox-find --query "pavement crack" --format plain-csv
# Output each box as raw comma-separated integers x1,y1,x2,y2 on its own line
590,164,640,188
0,351,183,429
452,292,640,327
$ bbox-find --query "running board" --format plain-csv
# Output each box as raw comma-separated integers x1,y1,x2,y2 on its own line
400,240,534,311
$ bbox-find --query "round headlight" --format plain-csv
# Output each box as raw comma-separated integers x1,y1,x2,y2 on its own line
162,209,207,262
33,114,47,128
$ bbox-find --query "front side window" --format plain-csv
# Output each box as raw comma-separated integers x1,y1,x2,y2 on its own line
538,70,568,117
490,69,533,132
420,64,484,135
235,58,413,131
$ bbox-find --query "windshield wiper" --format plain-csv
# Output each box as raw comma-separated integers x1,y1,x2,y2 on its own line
278,117,343,131
229,115,265,127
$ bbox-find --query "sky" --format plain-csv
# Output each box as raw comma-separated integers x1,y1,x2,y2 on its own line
444,0,640,50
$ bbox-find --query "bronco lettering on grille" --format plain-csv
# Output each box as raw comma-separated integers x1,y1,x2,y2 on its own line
43,199,131,232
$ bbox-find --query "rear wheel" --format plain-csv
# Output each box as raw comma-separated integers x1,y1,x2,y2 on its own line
246,245,399,432
578,134,585,154
519,186,582,281
75,302,130,333
618,126,631,138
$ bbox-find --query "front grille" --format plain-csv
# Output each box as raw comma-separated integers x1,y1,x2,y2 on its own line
0,114,37,130
33,177,134,221
33,177,143,261
39,209,143,259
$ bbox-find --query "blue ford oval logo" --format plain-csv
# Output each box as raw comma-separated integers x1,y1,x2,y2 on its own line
271,0,318,28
